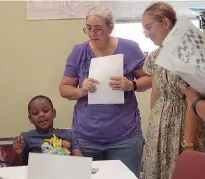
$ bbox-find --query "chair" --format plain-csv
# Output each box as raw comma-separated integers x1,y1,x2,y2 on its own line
172,151,205,179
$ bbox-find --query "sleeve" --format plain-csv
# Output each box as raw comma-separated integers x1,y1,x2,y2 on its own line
125,41,145,72
123,40,146,74
133,43,146,70
143,48,160,76
63,45,79,77
70,131,80,150
143,55,153,76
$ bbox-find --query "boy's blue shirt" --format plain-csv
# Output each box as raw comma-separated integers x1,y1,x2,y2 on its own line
21,129,80,159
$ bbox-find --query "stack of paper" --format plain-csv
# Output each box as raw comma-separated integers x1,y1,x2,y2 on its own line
88,54,124,104
155,16,205,95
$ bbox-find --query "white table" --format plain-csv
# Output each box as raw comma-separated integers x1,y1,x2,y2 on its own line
0,160,138,179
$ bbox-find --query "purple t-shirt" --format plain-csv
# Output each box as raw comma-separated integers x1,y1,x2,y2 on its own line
64,38,145,142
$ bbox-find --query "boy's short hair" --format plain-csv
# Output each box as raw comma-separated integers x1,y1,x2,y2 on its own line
28,95,54,112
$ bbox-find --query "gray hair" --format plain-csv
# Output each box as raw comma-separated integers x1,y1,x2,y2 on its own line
86,5,115,27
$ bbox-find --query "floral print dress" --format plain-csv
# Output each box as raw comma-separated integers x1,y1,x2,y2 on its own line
142,48,205,179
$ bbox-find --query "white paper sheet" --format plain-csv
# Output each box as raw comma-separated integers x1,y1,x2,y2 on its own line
88,54,124,104
155,16,205,95
27,153,92,179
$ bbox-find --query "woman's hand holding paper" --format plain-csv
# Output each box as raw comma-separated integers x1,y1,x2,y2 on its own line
109,76,133,91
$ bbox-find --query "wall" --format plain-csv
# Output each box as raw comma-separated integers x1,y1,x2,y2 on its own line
0,1,150,138
0,1,88,137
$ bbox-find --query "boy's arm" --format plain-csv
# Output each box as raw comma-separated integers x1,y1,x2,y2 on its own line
71,149,83,156
12,135,29,166
21,155,29,165
70,131,83,156
13,153,28,166
12,153,23,166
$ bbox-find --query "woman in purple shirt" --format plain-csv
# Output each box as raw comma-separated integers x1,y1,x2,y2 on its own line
59,5,151,177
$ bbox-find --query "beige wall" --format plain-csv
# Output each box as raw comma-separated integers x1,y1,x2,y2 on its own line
137,91,151,137
0,1,150,138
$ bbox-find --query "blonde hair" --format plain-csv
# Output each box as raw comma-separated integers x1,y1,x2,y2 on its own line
143,2,177,25
86,5,115,28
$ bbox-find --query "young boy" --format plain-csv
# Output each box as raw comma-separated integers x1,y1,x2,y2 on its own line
13,95,83,165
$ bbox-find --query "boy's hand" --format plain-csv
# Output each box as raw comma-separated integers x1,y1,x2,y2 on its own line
13,136,24,155
71,149,83,156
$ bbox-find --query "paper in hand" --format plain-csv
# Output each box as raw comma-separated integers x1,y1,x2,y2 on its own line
88,54,124,104
155,16,205,95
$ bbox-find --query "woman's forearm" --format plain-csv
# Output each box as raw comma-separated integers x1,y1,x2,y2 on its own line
184,105,200,145
59,85,87,100
12,153,22,166
135,76,152,92
195,100,205,120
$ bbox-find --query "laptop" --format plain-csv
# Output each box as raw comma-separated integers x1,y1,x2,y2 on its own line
27,153,92,179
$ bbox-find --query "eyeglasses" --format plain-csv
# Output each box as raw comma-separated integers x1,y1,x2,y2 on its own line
83,27,104,36
143,21,159,37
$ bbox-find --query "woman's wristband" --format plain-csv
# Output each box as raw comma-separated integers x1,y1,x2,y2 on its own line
191,96,205,118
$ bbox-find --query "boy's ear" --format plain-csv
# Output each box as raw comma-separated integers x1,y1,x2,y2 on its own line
28,115,34,124
53,109,56,118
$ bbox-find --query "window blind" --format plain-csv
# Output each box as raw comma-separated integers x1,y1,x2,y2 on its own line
100,1,205,22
